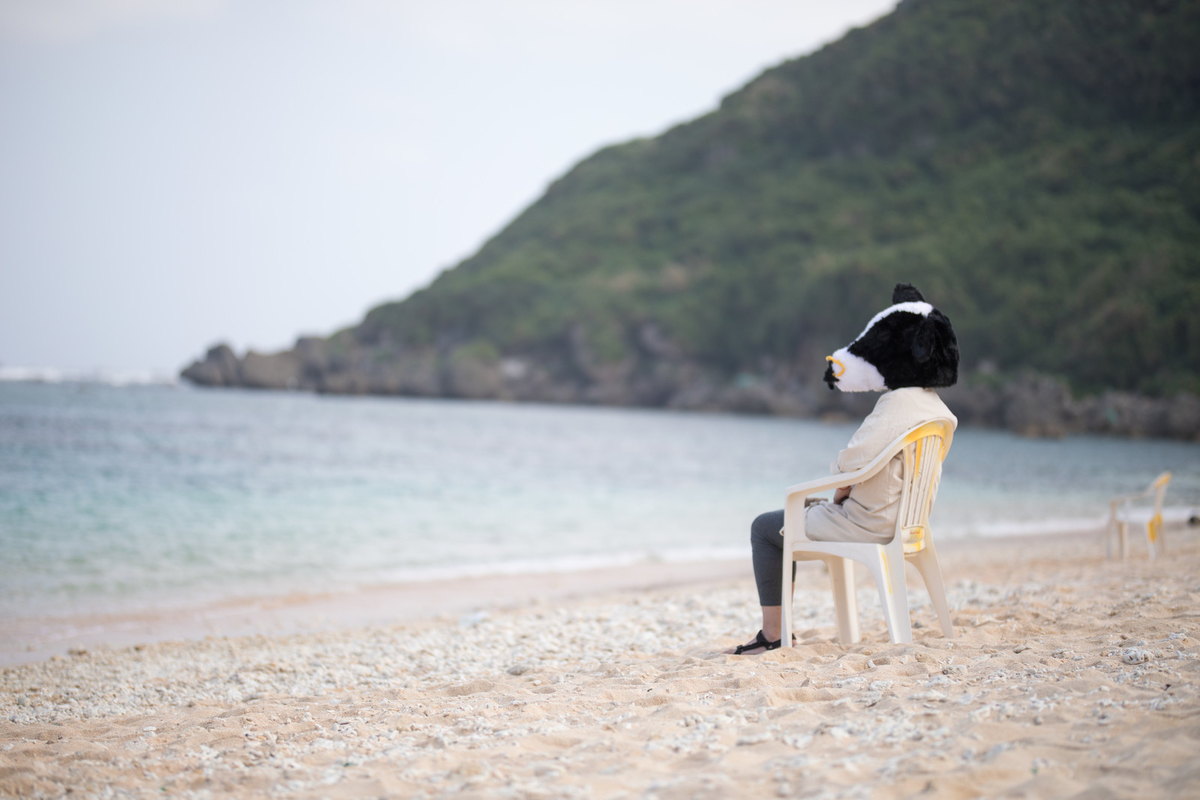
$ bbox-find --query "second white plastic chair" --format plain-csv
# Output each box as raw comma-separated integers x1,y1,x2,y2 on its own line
1107,471,1172,560
781,419,956,646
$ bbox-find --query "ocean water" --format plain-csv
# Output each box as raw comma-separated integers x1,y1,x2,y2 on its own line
1,381,1197,620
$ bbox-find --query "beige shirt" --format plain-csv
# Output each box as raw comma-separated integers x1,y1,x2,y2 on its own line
805,387,957,545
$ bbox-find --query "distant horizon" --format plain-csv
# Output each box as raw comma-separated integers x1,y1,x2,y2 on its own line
0,364,179,383
0,1,899,374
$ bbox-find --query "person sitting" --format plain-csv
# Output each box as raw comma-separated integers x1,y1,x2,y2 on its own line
728,283,960,655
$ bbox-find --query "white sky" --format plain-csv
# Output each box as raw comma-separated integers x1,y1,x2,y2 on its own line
0,0,897,374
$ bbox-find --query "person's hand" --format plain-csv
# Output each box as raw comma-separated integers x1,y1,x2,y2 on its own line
833,486,852,505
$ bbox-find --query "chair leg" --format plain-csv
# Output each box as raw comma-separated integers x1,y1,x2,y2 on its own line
827,557,860,644
863,549,912,644
910,546,953,638
1147,517,1163,559
781,546,794,648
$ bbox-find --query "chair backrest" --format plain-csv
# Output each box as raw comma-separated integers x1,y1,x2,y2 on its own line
1148,471,1172,544
893,419,955,556
1150,471,1172,503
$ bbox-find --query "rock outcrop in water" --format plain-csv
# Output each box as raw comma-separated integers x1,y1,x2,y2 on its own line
180,340,1200,441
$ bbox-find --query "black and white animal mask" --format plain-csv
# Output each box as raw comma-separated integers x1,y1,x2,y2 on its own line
823,283,959,392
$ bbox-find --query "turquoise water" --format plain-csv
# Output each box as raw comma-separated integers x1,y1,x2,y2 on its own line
1,381,1197,618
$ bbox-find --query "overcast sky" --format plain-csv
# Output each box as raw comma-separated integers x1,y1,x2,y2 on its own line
0,0,897,375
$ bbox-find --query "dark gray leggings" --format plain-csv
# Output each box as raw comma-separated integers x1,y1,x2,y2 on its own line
750,509,795,606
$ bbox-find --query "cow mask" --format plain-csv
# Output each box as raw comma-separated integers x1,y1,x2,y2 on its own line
823,283,959,392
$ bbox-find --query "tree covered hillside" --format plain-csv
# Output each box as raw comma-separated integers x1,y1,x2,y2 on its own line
357,0,1200,396
184,0,1200,439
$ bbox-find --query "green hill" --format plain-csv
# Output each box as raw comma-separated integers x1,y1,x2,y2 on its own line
184,0,1200,436
354,0,1199,395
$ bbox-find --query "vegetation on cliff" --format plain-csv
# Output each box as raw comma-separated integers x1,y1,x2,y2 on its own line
184,0,1200,438
354,0,1200,397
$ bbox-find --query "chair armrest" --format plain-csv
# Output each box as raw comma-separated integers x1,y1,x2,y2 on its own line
784,473,856,501
1109,472,1172,508
1110,488,1153,506
784,439,902,501
783,449,900,540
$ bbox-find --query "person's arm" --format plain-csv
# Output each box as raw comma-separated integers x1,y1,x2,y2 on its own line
831,393,902,474
827,395,898,506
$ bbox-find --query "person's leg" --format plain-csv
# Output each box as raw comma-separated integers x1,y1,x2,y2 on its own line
727,510,795,654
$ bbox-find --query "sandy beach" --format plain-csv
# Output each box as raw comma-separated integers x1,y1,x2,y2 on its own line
3,530,1199,799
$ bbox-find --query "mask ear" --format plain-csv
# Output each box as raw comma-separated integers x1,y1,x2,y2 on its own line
912,310,960,386
912,317,937,362
892,283,925,304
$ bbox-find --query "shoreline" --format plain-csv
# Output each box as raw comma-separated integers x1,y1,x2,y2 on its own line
2,528,1198,798
0,557,755,668
5,521,1197,669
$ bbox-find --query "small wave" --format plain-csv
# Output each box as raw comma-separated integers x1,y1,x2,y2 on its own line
965,516,1108,538
0,366,178,386
958,507,1197,539
369,546,750,586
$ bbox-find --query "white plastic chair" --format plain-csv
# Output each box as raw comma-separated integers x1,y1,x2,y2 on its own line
781,419,955,646
1107,471,1171,560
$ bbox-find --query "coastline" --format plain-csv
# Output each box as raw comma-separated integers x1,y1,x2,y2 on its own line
5,367,1197,442
0,557,754,668
180,340,1200,441
4,529,1199,797
6,517,1197,668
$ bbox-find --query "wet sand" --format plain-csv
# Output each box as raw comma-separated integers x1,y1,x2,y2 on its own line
3,530,1199,799
0,559,753,668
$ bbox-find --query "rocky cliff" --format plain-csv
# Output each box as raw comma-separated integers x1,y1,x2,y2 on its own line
181,339,1200,440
